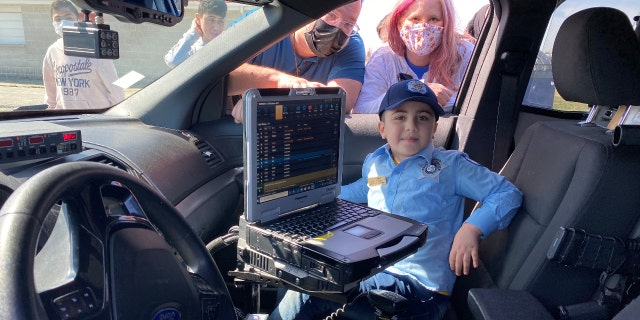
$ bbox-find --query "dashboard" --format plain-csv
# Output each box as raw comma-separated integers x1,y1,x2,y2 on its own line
0,112,429,318
0,114,245,245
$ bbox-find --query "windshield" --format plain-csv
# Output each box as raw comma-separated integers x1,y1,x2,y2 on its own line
0,0,495,114
0,0,256,113
15,0,603,115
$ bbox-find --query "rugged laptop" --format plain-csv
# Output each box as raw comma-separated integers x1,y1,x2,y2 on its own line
236,87,428,294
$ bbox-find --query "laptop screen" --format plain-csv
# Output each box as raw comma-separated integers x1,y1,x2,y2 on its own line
243,87,346,223
256,97,342,203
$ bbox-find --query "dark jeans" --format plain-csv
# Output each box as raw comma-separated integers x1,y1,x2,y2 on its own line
269,271,449,320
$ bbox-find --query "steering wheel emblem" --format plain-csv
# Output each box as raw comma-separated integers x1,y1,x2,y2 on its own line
151,307,181,320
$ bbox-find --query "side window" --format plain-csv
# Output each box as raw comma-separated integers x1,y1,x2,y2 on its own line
522,0,640,112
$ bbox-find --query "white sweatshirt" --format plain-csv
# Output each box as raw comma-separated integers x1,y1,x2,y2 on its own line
354,41,474,114
43,38,124,110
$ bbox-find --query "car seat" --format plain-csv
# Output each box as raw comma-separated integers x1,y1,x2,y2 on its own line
451,7,640,320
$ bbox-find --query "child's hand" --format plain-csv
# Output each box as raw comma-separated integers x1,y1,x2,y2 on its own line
449,223,483,276
425,82,454,107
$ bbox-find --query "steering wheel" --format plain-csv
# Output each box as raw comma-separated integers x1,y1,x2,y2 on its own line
0,162,236,319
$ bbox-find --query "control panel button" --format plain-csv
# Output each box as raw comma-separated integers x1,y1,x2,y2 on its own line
52,287,98,319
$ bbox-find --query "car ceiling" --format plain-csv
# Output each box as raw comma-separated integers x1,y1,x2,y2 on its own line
278,0,355,18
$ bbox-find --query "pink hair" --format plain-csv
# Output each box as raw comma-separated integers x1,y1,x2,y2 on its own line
387,0,467,89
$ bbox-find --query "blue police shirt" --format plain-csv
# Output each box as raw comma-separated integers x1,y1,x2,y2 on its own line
249,33,365,84
340,143,522,294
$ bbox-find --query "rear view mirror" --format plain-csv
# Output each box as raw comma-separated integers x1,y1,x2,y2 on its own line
71,0,184,26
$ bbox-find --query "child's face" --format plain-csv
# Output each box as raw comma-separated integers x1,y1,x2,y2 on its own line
52,8,77,24
378,101,438,163
196,13,225,43
398,0,444,29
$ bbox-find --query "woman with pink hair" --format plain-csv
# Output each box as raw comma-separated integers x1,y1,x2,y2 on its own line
354,0,474,113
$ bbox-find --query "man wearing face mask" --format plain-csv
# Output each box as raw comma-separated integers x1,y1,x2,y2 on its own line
42,0,124,110
227,0,365,122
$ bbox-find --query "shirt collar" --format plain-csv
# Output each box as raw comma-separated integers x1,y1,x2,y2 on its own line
382,142,435,164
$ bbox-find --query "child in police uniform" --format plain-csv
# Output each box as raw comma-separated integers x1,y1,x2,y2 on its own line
270,79,522,320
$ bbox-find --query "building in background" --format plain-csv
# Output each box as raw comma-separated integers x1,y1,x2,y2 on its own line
0,0,254,87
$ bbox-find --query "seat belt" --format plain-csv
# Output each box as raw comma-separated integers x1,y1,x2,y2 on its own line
492,51,525,171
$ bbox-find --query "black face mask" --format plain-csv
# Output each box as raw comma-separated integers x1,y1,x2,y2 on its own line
304,20,350,58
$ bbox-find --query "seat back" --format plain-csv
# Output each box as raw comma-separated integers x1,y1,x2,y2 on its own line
496,122,640,306
552,8,640,106
452,7,640,317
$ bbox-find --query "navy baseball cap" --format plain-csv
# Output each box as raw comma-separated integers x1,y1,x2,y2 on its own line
378,79,444,120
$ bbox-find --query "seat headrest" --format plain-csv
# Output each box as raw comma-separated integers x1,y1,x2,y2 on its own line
552,7,640,106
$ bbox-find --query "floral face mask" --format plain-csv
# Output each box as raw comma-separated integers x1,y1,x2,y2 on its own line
400,22,444,56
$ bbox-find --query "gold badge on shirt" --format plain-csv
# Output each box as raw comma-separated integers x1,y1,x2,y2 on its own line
368,176,387,186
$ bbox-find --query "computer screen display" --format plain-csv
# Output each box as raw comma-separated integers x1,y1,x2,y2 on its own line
255,99,342,203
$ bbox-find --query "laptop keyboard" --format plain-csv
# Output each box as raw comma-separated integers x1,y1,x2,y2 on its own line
265,201,379,242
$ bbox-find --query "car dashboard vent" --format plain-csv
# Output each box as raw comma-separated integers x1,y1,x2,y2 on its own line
194,139,223,168
85,155,128,172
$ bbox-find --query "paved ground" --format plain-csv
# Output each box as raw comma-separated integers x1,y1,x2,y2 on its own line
0,83,46,111
0,82,138,112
